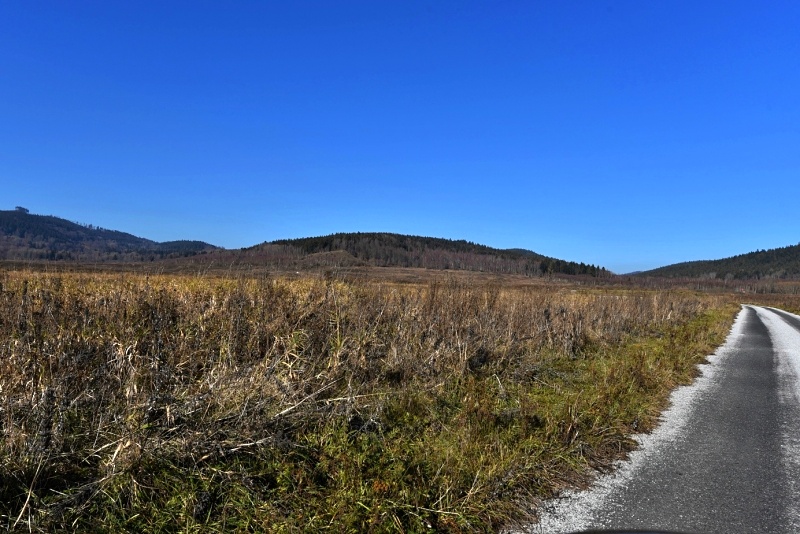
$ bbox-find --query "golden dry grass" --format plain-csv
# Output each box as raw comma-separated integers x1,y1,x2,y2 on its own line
0,269,746,531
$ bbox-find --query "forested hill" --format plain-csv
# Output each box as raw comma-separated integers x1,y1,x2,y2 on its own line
266,233,609,277
0,208,218,261
0,209,609,276
640,242,800,280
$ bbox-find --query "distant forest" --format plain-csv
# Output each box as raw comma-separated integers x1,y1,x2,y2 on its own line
0,209,609,277
265,233,610,277
641,243,800,280
0,208,217,261
5,208,799,281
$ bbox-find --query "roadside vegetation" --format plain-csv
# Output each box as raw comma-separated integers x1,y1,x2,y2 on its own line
0,270,763,531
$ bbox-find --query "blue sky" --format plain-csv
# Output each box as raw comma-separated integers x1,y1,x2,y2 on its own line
2,1,799,273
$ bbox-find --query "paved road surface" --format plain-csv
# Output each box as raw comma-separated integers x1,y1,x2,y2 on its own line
528,306,800,534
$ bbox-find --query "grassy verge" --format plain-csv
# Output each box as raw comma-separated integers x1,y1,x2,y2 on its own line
0,271,739,532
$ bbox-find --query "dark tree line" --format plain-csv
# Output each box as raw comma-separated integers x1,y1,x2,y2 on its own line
0,209,217,262
268,232,611,277
641,242,800,280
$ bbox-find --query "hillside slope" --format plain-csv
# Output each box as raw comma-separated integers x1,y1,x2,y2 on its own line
261,232,609,277
641,242,800,280
1,209,608,278
0,209,218,261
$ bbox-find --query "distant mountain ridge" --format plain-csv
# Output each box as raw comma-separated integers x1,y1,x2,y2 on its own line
264,233,609,277
0,208,218,261
0,209,610,277
7,209,796,281
640,242,800,280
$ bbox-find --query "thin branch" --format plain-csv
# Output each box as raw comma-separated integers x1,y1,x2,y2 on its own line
272,379,341,419
13,456,43,530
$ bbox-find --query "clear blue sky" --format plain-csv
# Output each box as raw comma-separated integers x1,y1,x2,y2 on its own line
2,1,799,273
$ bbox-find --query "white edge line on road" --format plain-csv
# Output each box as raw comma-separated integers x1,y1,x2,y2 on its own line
754,306,800,531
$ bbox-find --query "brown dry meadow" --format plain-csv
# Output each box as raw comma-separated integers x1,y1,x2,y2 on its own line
0,269,749,531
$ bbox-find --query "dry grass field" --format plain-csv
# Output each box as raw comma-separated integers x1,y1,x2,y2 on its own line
0,268,784,531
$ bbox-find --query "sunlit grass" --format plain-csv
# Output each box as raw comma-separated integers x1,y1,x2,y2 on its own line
0,270,747,531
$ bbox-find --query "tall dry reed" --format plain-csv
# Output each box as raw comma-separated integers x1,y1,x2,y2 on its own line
0,271,737,531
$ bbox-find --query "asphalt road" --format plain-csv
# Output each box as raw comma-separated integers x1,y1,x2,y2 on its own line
529,305,800,534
